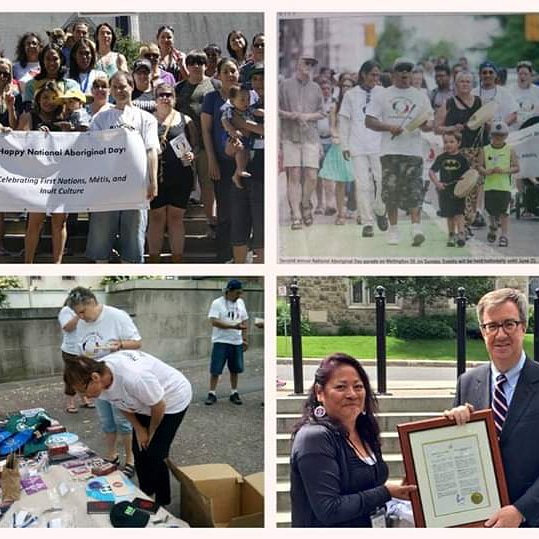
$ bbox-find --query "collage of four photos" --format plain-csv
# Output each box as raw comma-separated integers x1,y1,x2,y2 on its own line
0,8,538,532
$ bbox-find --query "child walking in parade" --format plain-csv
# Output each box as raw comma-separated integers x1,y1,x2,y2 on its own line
478,122,520,247
429,131,470,247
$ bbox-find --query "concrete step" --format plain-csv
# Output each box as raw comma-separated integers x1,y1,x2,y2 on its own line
277,431,402,456
276,511,291,528
277,412,440,434
276,394,454,414
276,453,403,482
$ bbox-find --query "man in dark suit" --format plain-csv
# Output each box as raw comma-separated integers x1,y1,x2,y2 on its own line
445,287,539,527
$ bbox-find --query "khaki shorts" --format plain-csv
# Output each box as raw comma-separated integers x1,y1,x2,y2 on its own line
195,149,211,189
282,140,319,169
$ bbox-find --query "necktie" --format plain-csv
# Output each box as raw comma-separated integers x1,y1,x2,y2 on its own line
492,373,508,438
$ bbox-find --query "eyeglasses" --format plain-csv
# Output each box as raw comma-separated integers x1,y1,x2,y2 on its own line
481,70,495,75
480,319,523,335
92,84,108,90
157,92,173,98
145,54,159,60
253,43,264,49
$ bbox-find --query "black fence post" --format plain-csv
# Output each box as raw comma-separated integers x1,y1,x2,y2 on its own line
455,287,467,378
289,280,304,395
375,286,388,395
534,289,539,363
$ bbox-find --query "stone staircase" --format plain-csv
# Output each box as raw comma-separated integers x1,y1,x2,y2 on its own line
0,203,216,264
276,391,455,527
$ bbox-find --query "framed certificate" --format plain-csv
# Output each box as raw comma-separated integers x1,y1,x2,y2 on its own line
397,409,510,528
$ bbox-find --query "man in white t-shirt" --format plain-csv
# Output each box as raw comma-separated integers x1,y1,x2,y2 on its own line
366,57,433,247
205,279,249,406
511,60,539,130
87,70,160,263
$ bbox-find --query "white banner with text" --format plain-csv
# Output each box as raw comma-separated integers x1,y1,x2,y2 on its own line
0,129,148,213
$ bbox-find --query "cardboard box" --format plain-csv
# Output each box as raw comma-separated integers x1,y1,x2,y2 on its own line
166,461,264,527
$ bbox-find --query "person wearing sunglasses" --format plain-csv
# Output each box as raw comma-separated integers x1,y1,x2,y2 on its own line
512,60,539,130
139,42,175,88
240,33,264,84
445,288,539,528
365,57,433,248
203,44,221,79
175,50,219,239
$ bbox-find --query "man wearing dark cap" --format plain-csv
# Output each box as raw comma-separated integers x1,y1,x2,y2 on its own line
206,279,249,405
279,56,325,230
365,57,433,247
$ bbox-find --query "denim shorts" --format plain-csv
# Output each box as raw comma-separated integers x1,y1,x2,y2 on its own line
86,209,147,263
95,398,133,434
210,342,244,375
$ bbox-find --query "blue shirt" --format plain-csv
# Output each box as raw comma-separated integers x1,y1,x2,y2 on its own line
490,350,526,407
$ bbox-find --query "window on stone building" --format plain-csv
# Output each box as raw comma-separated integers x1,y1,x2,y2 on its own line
350,279,396,306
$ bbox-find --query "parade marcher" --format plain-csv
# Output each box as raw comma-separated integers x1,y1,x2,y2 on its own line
87,71,159,263
205,279,249,406
340,60,386,237
512,60,539,130
365,57,433,247
430,63,453,110
279,56,325,230
478,121,520,247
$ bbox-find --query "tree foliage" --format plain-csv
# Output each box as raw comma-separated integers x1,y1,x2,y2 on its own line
0,276,23,308
480,14,539,68
374,17,412,70
115,28,142,68
362,277,496,316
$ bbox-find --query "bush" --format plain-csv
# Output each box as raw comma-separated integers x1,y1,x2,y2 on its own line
389,315,455,339
276,300,317,336
337,319,356,336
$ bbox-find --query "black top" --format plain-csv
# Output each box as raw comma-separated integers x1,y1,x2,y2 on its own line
445,95,487,148
431,152,470,184
290,422,390,527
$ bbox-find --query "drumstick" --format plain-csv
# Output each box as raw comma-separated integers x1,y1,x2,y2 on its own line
391,104,416,140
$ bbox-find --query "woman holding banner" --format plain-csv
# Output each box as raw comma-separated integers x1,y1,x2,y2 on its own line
18,81,68,264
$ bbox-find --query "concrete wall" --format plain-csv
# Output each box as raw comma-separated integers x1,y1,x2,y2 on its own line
0,278,264,383
0,12,263,60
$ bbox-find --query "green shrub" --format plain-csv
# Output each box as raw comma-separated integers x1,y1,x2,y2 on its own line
276,300,316,336
389,315,455,339
337,319,356,336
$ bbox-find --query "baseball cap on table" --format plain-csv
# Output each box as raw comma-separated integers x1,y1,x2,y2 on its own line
226,279,243,291
393,57,415,72
133,59,152,72
491,121,509,135
109,501,149,528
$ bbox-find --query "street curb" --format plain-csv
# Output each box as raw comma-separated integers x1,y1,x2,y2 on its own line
277,357,486,368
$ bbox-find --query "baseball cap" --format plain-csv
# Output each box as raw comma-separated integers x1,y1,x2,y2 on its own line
393,57,415,72
249,62,264,79
299,56,318,66
226,279,243,291
479,60,498,73
491,121,509,135
109,501,150,528
58,88,86,103
133,59,152,72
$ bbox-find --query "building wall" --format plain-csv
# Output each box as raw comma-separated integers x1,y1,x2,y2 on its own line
0,278,263,383
0,12,263,60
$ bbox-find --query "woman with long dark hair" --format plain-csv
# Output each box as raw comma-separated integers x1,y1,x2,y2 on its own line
13,32,43,92
94,22,128,78
290,353,415,527
68,38,106,98
156,25,188,83
226,30,248,67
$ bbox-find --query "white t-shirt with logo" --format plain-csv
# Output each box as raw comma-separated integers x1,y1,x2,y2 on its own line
99,350,192,415
472,85,518,124
511,84,539,129
76,304,141,359
366,85,433,157
58,305,80,355
208,296,249,345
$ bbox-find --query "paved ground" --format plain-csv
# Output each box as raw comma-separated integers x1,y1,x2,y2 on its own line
279,172,539,263
0,354,264,519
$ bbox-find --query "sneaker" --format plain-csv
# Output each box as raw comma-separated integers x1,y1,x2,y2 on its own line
229,392,242,405
447,233,456,247
205,393,217,405
472,211,486,227
362,225,374,238
456,233,466,247
412,228,425,247
387,228,400,245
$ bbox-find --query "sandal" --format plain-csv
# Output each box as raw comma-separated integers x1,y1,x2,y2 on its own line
80,402,96,409
65,406,78,414
301,207,313,227
487,227,497,243
124,463,136,479
498,235,509,247
291,219,302,230
105,455,120,466
335,216,346,226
